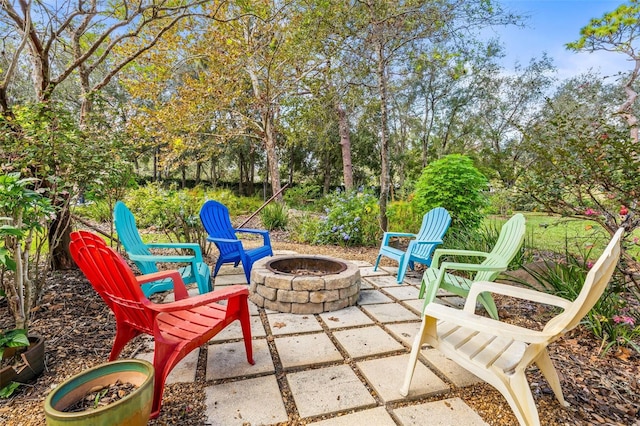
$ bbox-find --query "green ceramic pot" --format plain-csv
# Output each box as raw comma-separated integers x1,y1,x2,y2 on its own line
43,359,154,426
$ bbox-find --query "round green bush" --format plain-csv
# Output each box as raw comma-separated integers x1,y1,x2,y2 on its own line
412,154,488,231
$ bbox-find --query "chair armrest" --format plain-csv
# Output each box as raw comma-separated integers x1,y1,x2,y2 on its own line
136,270,189,301
129,253,196,263
424,303,552,344
146,242,201,251
464,281,572,313
381,232,416,245
150,285,249,312
236,228,271,245
432,249,489,268
206,236,243,245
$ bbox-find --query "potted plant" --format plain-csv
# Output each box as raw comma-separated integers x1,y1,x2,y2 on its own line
43,359,154,426
0,173,54,395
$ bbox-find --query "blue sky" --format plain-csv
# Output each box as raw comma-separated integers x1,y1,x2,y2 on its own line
486,0,631,79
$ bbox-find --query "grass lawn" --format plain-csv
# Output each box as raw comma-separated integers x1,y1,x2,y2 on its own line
487,212,639,261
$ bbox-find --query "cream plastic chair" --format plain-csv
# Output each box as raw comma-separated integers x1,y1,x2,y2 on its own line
400,228,623,426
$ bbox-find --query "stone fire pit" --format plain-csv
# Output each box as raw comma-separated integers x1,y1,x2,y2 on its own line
249,255,360,314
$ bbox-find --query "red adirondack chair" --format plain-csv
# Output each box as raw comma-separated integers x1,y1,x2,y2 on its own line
69,230,254,418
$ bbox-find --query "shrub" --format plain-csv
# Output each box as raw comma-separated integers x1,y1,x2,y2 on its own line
284,184,321,210
412,154,489,232
507,245,639,355
386,200,421,233
260,202,289,230
288,213,322,244
316,189,380,246
73,199,112,223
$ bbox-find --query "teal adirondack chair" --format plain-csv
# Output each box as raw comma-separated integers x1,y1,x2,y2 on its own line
374,207,451,283
419,213,526,319
113,201,211,297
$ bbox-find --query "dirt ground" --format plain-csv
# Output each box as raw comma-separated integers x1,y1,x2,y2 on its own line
0,234,638,425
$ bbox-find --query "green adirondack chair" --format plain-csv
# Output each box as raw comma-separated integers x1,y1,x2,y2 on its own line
419,213,526,320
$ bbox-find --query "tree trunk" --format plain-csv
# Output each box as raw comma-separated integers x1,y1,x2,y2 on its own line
323,150,332,195
48,193,74,270
336,103,354,191
264,112,283,201
376,37,390,232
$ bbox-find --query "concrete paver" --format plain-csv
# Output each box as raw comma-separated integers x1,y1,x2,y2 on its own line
332,325,404,359
392,397,488,425
357,289,393,305
308,406,396,426
275,333,343,369
267,312,324,335
214,273,247,286
287,364,376,418
402,298,425,314
422,348,481,388
205,339,274,380
359,266,389,277
318,306,374,329
360,303,420,323
357,354,448,402
136,349,198,384
204,375,289,425
382,285,421,300
385,322,423,348
210,316,266,341
364,274,402,288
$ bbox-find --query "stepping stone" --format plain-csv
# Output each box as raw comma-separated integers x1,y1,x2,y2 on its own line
287,364,376,418
357,290,393,305
360,303,419,323
211,316,266,341
359,266,389,277
333,326,404,359
383,285,421,301
365,275,401,288
357,354,448,403
402,299,425,314
267,312,323,335
392,397,488,425
319,307,374,329
136,349,198,384
359,279,375,290
308,406,396,426
204,375,288,425
275,333,343,369
385,322,423,348
214,274,247,286
422,348,481,388
402,275,422,286
350,260,373,267
379,265,399,275
206,339,274,380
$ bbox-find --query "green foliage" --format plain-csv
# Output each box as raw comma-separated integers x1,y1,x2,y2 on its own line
316,189,380,247
0,329,29,360
0,173,55,330
412,154,489,232
288,213,322,244
260,202,289,230
0,382,21,398
386,200,421,233
284,184,321,210
508,244,639,355
73,200,113,223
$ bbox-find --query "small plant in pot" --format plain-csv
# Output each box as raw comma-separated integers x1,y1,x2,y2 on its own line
0,173,53,396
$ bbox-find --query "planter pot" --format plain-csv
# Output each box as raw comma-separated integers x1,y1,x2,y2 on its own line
0,335,45,389
43,359,154,426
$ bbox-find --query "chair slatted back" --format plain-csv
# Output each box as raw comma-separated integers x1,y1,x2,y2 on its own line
199,200,241,257
114,201,158,275
474,213,526,282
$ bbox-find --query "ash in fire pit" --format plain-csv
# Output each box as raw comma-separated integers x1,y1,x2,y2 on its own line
250,255,360,314
266,257,347,276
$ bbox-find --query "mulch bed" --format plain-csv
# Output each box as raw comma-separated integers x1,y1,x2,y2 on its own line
0,235,638,425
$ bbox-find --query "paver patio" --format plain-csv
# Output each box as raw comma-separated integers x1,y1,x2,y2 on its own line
140,253,486,425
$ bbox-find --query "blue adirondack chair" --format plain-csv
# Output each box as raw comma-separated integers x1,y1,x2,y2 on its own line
374,207,451,283
113,201,212,296
199,200,273,284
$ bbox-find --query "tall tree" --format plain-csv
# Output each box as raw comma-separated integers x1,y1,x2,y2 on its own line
567,0,640,142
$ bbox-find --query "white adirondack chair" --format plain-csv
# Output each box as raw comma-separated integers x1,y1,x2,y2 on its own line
400,228,624,426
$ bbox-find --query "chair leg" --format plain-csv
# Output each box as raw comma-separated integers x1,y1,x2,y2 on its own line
535,350,569,407
502,370,541,426
150,342,181,419
373,253,382,271
397,254,410,284
400,320,428,396
213,258,224,278
109,323,140,361
196,262,212,293
238,298,255,365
